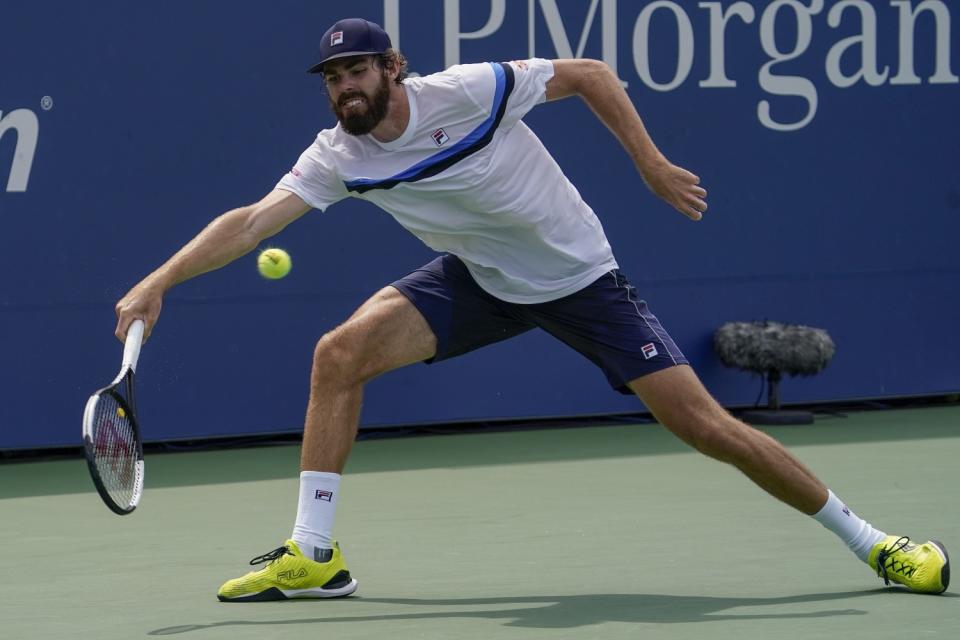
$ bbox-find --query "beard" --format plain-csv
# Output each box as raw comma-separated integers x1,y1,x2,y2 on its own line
330,72,392,136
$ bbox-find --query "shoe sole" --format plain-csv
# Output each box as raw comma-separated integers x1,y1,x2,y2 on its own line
930,540,950,594
217,571,359,602
284,578,359,599
218,577,359,602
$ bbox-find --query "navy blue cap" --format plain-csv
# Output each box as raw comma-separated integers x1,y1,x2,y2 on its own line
307,18,392,74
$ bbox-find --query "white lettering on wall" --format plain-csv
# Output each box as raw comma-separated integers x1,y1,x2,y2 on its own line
699,2,756,88
444,0,506,68
407,0,960,131
758,0,824,132
633,1,695,92
529,0,626,86
384,0,401,51
0,109,39,193
826,1,888,88
529,0,600,59
890,0,959,85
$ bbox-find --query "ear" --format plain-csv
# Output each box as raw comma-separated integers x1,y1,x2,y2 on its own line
377,53,401,82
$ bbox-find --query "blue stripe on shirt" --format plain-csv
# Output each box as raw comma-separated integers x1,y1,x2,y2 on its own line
344,62,515,194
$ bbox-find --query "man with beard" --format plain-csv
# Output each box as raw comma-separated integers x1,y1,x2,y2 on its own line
114,18,949,601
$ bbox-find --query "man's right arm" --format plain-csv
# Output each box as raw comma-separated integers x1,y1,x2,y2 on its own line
114,188,311,342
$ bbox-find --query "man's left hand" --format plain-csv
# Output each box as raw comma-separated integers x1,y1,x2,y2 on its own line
641,159,708,221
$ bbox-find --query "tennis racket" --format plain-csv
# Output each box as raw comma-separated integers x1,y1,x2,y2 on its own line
82,319,146,515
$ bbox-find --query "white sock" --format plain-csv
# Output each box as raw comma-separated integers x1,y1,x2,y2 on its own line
812,490,886,562
291,471,341,561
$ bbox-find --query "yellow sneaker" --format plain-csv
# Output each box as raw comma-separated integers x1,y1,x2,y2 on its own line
217,540,358,602
868,535,950,594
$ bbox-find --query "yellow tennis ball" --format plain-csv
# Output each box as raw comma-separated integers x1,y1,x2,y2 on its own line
257,248,292,279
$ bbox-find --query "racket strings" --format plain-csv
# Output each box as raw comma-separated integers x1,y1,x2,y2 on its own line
90,392,139,505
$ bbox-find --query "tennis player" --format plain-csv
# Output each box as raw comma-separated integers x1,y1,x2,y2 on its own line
114,18,949,601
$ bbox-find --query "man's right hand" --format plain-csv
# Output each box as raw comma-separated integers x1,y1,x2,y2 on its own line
115,281,165,343
110,189,311,344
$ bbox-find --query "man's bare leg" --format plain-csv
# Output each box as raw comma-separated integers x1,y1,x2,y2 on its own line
627,364,950,593
301,286,437,473
217,286,438,601
288,286,436,558
628,364,827,514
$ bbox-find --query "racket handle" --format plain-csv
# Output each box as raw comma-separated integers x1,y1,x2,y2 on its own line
123,319,145,372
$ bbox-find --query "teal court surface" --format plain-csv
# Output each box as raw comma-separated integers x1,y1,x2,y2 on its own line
1,405,958,639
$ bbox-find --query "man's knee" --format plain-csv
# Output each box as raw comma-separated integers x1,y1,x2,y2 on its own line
630,366,754,462
311,325,374,388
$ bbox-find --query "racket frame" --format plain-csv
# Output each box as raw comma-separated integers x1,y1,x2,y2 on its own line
82,320,146,515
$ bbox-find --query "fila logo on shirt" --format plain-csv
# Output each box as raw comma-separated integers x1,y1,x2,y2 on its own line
641,343,659,360
330,31,344,46
431,128,449,146
315,490,334,502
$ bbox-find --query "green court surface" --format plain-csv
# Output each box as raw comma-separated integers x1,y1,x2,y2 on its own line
2,405,958,640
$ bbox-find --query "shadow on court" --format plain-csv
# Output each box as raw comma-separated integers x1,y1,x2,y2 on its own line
147,589,949,635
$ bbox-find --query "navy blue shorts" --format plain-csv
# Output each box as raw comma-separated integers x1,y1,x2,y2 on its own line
390,255,688,394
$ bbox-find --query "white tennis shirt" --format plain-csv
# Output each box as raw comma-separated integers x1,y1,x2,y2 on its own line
276,57,618,303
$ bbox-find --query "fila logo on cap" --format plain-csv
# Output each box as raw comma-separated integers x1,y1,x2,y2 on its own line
641,343,659,359
330,31,344,46
431,128,449,146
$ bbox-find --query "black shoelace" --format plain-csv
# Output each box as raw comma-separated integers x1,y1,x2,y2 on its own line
876,536,914,585
249,545,292,566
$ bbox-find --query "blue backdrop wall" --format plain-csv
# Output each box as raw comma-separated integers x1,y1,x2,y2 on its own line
2,0,958,449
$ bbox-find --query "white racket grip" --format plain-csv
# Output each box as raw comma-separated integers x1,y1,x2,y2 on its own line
123,319,145,372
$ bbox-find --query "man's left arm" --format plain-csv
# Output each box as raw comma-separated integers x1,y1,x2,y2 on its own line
545,59,707,221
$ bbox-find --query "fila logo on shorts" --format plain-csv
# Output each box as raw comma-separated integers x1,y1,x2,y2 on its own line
330,31,344,46
431,128,450,146
315,490,334,501
641,343,659,360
